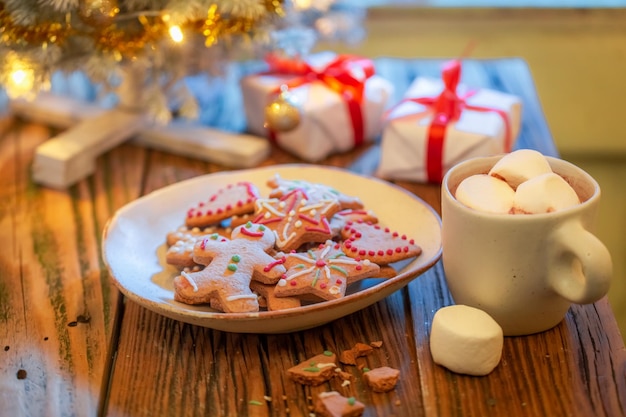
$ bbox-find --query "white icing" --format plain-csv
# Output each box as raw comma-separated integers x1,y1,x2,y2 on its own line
225,294,258,302
277,278,287,287
300,202,325,211
287,266,316,280
317,362,336,369
323,266,331,280
180,271,199,292
260,200,284,217
329,285,340,295
328,258,358,266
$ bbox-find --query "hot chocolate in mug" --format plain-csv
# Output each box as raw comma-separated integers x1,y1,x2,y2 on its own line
441,154,613,336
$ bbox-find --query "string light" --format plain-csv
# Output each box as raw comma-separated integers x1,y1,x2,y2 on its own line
168,25,184,43
3,56,36,99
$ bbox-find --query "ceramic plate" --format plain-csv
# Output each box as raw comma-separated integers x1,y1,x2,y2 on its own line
102,165,442,333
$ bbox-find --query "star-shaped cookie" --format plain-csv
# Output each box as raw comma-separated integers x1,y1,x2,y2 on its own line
274,240,380,301
267,174,363,209
251,189,340,252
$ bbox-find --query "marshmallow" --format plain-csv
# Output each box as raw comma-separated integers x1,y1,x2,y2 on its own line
430,305,503,376
489,149,553,189
455,174,514,214
513,172,580,214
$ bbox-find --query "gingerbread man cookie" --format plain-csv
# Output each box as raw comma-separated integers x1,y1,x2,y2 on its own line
185,182,259,228
340,220,422,264
173,222,286,312
252,189,340,252
274,240,380,301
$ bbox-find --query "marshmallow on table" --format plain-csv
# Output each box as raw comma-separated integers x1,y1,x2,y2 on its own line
430,305,504,376
513,172,580,214
455,174,515,214
489,149,553,189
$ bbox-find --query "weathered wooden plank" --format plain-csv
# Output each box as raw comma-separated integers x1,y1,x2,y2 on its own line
0,119,148,416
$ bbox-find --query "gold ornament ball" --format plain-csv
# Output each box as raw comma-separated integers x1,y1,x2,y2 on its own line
264,89,301,133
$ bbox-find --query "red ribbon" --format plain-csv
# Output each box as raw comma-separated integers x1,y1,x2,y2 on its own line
388,59,513,183
264,54,375,146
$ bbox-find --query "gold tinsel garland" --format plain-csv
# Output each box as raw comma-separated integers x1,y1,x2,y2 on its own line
0,1,285,60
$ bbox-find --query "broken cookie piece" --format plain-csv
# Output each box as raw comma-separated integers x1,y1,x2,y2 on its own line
314,391,365,417
287,351,337,386
339,342,374,365
363,366,400,392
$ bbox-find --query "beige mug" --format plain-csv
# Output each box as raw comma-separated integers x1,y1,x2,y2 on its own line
441,154,613,335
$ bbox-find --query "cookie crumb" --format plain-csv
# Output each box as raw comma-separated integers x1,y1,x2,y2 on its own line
16,369,27,379
263,395,272,402
67,321,78,327
3,346,9,351
370,340,383,348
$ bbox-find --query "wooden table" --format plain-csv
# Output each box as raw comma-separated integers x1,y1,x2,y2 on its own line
1,58,625,417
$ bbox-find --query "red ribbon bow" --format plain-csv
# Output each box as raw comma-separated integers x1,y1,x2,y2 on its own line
390,59,513,183
265,54,375,146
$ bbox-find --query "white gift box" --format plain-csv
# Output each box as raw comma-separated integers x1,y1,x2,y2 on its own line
377,77,522,183
241,53,393,162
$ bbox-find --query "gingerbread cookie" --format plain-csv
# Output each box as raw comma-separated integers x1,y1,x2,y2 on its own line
250,281,301,311
251,189,340,252
173,222,286,312
330,208,379,236
267,174,363,210
165,226,233,269
185,182,259,228
166,238,200,269
274,241,380,301
341,220,422,265
166,225,231,246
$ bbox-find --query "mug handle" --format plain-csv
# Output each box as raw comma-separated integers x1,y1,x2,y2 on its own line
548,221,613,304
